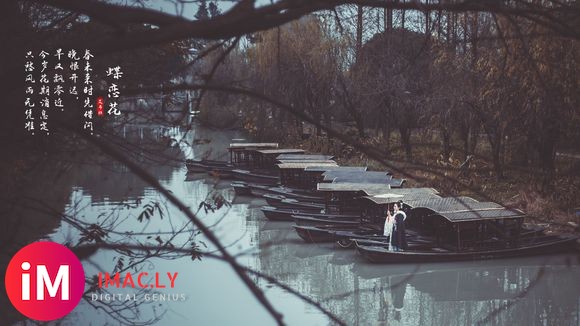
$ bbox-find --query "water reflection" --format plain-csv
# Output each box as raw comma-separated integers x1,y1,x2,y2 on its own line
5,122,579,325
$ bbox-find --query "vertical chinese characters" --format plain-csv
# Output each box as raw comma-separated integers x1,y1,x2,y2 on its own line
39,50,50,134
24,51,36,134
105,66,123,116
23,49,115,135
83,49,94,133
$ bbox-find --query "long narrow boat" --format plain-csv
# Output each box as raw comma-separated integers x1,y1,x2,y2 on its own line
208,166,236,179
232,182,253,196
260,206,358,221
231,169,280,186
263,194,325,211
335,224,549,249
250,185,324,203
252,184,323,198
292,215,361,227
355,235,578,263
185,158,232,173
293,224,381,243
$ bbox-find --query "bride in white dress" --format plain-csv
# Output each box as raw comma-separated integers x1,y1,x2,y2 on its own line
383,209,394,250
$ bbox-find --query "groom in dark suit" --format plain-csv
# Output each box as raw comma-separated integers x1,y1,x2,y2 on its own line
390,202,407,251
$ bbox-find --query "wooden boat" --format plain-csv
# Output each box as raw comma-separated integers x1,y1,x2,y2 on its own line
321,171,398,185
299,166,368,190
292,215,361,227
185,158,232,173
353,250,578,281
248,183,323,198
355,235,578,263
252,149,305,169
316,185,441,217
258,189,324,203
231,169,280,186
228,142,278,168
278,161,339,188
352,195,578,263
335,231,438,249
337,224,548,249
232,182,252,196
293,224,381,243
262,194,325,211
208,166,236,179
276,154,335,161
260,206,358,221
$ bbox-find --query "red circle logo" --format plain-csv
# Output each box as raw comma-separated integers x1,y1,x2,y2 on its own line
5,241,85,321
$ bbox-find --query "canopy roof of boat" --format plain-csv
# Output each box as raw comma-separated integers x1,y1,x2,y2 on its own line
331,177,405,187
322,169,388,176
405,196,500,212
278,159,338,164
304,166,367,172
318,183,435,196
276,154,335,161
255,149,305,155
435,208,525,222
322,171,394,182
277,162,339,169
228,143,279,150
361,188,441,202
404,196,525,222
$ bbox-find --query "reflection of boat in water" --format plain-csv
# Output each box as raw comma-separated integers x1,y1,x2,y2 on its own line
352,252,580,280
292,243,336,259
356,257,580,303
349,254,580,325
261,221,292,231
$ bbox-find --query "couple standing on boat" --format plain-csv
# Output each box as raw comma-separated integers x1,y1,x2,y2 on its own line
383,201,408,251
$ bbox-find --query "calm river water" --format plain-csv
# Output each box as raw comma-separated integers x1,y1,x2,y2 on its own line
23,123,580,325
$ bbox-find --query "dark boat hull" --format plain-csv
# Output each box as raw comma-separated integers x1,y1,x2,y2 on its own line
231,170,280,186
185,159,232,173
232,182,252,196
209,167,236,179
250,185,324,203
242,183,324,203
292,215,360,227
293,225,380,243
260,206,354,221
263,194,325,211
355,236,578,263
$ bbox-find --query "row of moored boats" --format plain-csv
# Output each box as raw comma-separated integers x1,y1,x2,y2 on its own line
186,142,578,263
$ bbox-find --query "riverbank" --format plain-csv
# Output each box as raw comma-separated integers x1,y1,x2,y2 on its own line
250,130,580,234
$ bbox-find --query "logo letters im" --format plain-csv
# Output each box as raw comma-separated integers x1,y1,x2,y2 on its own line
5,242,85,321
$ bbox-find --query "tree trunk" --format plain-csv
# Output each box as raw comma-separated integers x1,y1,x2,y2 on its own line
401,6,406,30
400,127,412,161
356,5,363,59
441,127,451,161
385,6,393,32
488,132,503,180
425,0,430,35
382,106,392,151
